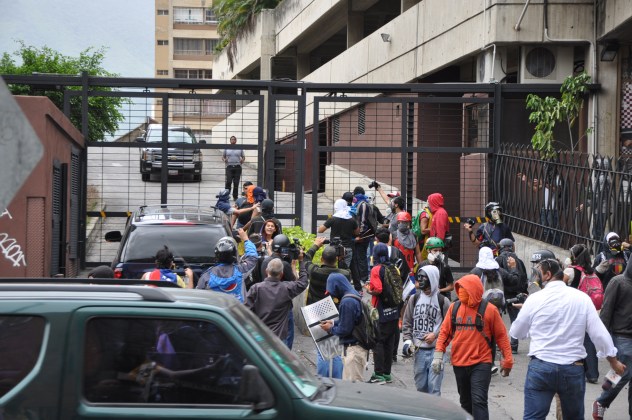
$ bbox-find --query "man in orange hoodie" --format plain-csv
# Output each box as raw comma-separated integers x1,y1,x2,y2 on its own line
433,274,513,420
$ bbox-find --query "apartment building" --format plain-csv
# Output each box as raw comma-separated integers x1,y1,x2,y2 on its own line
154,0,231,139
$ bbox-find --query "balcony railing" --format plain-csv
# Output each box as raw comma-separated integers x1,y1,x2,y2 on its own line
495,144,632,254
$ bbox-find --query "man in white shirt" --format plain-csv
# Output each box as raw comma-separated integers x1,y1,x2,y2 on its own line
509,258,625,420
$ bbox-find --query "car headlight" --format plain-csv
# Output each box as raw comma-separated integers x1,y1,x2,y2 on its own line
143,150,155,162
193,152,202,163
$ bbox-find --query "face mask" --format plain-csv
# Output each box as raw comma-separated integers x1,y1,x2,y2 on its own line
457,287,469,305
428,250,443,263
398,223,410,233
609,240,622,254
491,209,502,223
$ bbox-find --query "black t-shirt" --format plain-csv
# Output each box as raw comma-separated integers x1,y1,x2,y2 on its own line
323,216,358,247
237,202,253,226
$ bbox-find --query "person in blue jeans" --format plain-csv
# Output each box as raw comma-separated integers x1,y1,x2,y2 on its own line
593,261,632,420
401,265,450,395
509,258,625,420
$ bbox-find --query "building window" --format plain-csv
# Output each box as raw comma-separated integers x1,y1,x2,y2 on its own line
205,39,218,55
157,40,168,46
174,7,204,24
174,69,212,79
157,9,169,15
358,104,365,135
157,70,169,76
205,9,218,23
173,98,232,117
174,38,203,55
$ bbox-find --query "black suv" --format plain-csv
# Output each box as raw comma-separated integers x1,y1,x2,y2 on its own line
138,124,204,182
105,204,232,282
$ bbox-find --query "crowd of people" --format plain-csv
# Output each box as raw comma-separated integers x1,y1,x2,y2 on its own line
87,177,632,420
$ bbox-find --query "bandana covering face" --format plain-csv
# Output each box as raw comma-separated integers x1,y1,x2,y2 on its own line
396,226,417,250
457,286,470,306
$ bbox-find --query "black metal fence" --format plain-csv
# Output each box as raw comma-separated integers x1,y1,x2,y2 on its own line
496,144,632,253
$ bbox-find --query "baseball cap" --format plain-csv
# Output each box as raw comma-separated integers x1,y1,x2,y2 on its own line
387,191,401,198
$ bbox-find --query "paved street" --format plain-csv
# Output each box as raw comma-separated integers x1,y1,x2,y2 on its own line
291,303,630,419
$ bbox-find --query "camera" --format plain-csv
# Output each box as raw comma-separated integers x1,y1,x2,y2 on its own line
465,218,476,227
287,238,301,260
506,293,528,305
324,237,346,258
368,180,380,189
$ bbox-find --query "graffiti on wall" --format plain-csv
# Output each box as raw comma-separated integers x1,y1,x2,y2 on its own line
0,208,26,267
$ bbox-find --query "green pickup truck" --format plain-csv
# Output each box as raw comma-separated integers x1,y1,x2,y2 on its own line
0,282,471,420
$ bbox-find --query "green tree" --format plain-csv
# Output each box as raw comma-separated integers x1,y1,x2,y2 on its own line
0,42,128,141
212,0,282,69
526,72,591,158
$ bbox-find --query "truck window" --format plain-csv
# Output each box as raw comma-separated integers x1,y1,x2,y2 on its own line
0,316,45,397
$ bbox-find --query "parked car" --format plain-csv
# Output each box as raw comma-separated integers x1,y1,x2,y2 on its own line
138,124,204,182
105,204,232,282
0,282,472,419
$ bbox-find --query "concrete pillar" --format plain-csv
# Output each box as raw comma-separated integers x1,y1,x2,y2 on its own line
297,53,310,80
347,0,363,49
595,57,620,157
260,10,276,81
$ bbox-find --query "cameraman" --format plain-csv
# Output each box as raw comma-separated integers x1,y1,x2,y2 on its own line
260,234,299,349
318,199,360,269
305,237,352,379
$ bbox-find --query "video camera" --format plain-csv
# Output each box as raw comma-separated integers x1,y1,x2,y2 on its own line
287,238,301,260
506,293,528,305
465,217,476,227
368,180,380,189
323,236,346,258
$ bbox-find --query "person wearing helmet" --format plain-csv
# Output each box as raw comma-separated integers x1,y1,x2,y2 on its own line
495,238,527,354
593,232,631,290
196,228,258,303
464,201,514,256
393,211,423,277
527,249,556,291
418,237,454,300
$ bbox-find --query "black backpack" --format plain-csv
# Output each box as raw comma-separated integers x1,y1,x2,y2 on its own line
341,294,380,350
450,300,493,349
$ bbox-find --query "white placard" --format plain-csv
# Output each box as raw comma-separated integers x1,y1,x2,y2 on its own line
300,296,343,359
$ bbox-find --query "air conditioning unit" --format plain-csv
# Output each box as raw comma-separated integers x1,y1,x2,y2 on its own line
476,48,507,83
520,45,574,83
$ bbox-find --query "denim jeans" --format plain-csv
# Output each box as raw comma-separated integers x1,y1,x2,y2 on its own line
414,348,444,396
597,335,632,417
583,333,599,381
316,348,343,379
524,357,585,420
283,309,295,349
453,363,492,420
539,208,560,246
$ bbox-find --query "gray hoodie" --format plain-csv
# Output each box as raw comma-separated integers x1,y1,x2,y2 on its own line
600,260,632,337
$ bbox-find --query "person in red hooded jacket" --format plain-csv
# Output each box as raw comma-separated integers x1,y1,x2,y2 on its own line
433,274,513,420
427,193,449,242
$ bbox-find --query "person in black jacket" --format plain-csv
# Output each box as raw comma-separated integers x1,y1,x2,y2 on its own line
495,238,527,354
592,258,632,419
593,232,631,290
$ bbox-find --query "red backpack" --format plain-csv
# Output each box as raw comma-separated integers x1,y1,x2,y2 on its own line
574,266,604,310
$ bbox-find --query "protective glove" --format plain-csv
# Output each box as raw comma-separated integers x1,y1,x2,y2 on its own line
596,260,611,274
402,340,414,357
431,351,444,374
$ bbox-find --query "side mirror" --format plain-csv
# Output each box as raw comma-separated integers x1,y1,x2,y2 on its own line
198,139,207,144
104,231,123,243
238,365,274,412
136,136,146,143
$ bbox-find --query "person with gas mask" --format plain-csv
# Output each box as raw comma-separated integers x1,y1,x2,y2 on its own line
495,238,527,354
593,232,631,290
418,237,455,300
392,211,423,279
526,249,556,292
401,265,450,395
464,202,514,256
509,258,625,420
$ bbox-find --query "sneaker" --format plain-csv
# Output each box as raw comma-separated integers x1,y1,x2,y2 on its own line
368,374,385,384
382,373,393,384
491,365,499,375
592,400,605,420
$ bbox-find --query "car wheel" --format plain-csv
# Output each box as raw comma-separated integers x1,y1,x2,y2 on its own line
142,173,149,182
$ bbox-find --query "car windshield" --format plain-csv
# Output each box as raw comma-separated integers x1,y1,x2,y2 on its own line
146,128,195,144
122,225,224,263
229,305,320,399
